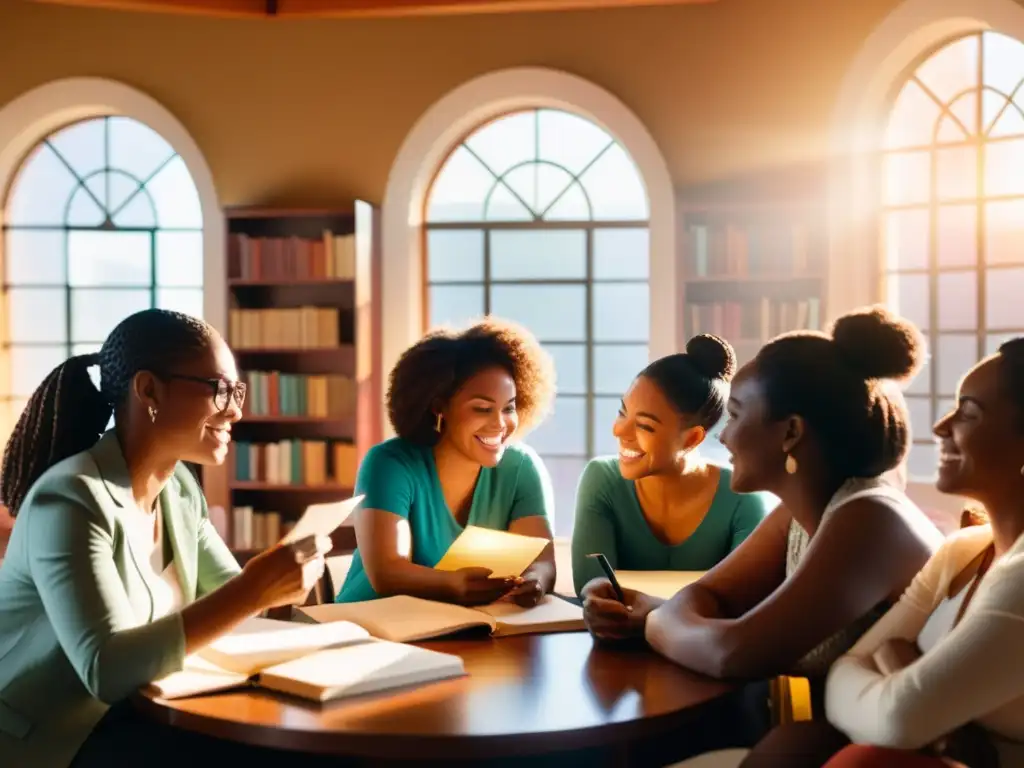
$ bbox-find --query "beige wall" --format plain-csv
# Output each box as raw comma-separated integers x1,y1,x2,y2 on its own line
0,0,901,205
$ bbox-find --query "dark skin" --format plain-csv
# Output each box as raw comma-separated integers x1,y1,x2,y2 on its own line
584,362,937,679
355,366,556,607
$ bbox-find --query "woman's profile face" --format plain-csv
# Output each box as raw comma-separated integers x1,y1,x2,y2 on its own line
143,335,243,466
718,364,788,493
612,375,700,481
439,365,518,468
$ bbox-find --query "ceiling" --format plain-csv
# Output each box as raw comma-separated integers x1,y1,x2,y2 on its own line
31,0,717,18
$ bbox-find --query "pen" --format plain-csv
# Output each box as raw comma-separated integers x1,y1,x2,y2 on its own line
587,553,626,603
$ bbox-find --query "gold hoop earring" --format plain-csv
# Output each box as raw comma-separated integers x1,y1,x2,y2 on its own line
148,406,158,424
434,413,443,433
785,454,798,475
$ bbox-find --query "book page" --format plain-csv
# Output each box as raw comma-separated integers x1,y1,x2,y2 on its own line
297,595,495,642
479,595,585,636
280,495,364,545
147,656,250,700
616,570,704,599
257,640,466,702
197,616,370,676
433,525,548,578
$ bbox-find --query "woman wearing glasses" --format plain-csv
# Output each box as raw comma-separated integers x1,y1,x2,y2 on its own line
0,309,330,767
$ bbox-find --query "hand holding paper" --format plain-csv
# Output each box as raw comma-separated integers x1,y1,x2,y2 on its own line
434,525,548,579
281,495,364,546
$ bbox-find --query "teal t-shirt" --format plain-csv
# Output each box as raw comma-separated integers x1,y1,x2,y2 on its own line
570,457,775,595
336,437,553,603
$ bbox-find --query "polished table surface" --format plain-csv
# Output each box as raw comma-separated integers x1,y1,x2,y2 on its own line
136,631,734,763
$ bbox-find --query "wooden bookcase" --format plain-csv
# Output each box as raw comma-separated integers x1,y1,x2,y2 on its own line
202,202,382,565
679,199,828,365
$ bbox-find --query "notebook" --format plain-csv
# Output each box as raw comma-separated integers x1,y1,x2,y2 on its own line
433,525,549,578
296,593,585,642
616,570,705,599
147,616,465,702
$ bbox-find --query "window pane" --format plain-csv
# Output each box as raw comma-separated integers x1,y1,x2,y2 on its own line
886,80,942,150
883,153,930,205
71,289,151,342
484,183,533,222
937,334,979,395
906,442,938,482
884,209,928,271
544,183,591,221
156,231,203,287
593,395,621,456
503,163,575,217
464,111,536,178
985,200,1024,265
986,94,1024,137
490,230,585,280
916,35,979,105
527,396,586,455
427,146,495,223
490,285,585,341
69,231,152,287
987,333,1018,355
8,288,66,343
885,272,929,331
982,32,1024,95
985,139,1024,196
10,345,67,397
937,205,976,268
937,146,976,200
538,110,616,176
48,119,106,181
540,455,588,537
112,189,157,229
594,228,649,280
905,353,931,396
5,229,66,284
986,267,1024,328
157,288,204,319
593,284,649,342
6,144,79,225
147,156,202,229
906,396,932,443
544,343,586,395
594,344,648,395
108,116,176,181
66,186,106,227
428,285,484,330
937,270,976,330
578,144,648,221
426,229,484,283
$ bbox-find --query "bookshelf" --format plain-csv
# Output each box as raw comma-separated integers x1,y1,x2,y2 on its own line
203,202,382,565
679,199,828,366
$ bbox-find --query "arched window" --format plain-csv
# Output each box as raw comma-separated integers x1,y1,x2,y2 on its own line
3,115,203,426
883,31,1024,480
425,108,650,535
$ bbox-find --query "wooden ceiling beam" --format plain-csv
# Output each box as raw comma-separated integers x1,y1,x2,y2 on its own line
31,0,718,19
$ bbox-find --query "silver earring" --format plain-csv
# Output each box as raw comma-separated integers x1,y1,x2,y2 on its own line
148,406,158,424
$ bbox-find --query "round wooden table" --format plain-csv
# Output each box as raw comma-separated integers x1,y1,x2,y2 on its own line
136,631,734,766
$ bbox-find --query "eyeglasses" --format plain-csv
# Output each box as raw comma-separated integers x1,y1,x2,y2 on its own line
159,373,246,412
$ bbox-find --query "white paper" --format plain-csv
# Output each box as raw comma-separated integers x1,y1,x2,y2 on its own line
280,495,364,545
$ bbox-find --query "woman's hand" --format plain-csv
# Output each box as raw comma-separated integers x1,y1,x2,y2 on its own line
505,568,547,607
582,578,661,642
446,567,516,606
240,534,331,610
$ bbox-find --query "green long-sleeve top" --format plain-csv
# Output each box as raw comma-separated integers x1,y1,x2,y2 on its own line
570,457,776,596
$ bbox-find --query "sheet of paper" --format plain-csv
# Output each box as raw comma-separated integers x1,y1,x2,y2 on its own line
297,595,492,643
479,594,585,635
147,656,249,699
280,495,364,545
433,525,548,578
616,570,704,600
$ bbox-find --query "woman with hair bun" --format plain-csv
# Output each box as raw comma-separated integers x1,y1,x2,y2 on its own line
583,306,943,690
571,334,775,600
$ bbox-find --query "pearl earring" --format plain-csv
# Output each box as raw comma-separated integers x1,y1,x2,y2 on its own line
785,454,798,474
148,406,158,424
434,413,443,433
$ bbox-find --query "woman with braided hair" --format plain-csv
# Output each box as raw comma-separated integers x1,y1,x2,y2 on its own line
0,309,330,767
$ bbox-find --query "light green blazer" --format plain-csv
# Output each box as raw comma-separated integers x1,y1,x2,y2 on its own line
0,430,240,768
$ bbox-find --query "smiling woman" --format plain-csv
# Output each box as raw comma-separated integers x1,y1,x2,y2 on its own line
335,317,559,606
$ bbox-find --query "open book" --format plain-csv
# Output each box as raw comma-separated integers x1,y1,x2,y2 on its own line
147,617,464,702
296,593,585,643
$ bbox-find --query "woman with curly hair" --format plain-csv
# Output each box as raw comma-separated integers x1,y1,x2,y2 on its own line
334,318,557,607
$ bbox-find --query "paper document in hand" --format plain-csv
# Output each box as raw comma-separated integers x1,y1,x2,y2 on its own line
281,495,364,545
197,616,370,676
433,525,548,578
616,570,704,600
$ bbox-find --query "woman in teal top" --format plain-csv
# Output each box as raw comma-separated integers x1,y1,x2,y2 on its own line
572,334,774,595
337,318,557,607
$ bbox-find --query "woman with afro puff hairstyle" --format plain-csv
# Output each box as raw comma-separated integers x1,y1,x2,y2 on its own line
335,318,557,606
